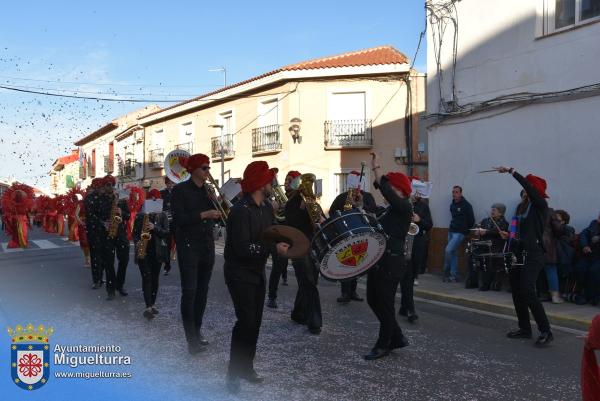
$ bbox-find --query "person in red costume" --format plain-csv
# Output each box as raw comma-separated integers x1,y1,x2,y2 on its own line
126,185,146,241
55,194,67,236
64,188,84,242
74,190,91,267
582,314,600,401
1,183,34,248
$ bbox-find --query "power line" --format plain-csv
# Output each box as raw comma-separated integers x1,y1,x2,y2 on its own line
0,83,199,97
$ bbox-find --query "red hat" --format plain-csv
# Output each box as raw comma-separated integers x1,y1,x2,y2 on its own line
241,161,278,194
286,170,301,180
148,189,161,200
181,153,210,173
386,172,412,197
104,175,116,187
525,174,549,198
91,178,104,189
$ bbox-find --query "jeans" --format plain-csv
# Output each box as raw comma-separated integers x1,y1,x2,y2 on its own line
443,232,465,280
544,264,559,292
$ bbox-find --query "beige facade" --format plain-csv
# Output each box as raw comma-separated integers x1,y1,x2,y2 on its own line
49,149,80,195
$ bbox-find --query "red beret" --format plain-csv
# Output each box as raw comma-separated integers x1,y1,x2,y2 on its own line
241,161,278,194
386,172,412,197
181,153,210,173
91,178,104,189
286,170,301,180
525,174,549,198
148,189,162,200
104,175,116,186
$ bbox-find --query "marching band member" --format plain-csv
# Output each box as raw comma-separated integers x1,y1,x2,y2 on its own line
171,153,221,354
365,153,412,360
133,189,170,320
224,161,289,392
285,173,323,335
84,177,108,290
160,176,175,276
329,170,377,303
104,175,130,298
266,170,298,309
495,167,553,346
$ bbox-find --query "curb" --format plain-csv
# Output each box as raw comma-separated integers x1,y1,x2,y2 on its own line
414,288,592,332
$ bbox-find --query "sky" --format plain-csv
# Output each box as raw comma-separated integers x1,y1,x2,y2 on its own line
0,0,426,190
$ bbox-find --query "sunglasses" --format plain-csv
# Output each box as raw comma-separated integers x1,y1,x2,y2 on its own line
200,166,211,171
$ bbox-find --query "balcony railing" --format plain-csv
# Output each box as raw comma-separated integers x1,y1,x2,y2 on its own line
324,119,373,148
79,165,86,180
118,159,137,178
87,160,96,178
149,148,164,169
211,135,235,160
175,142,193,154
252,124,282,154
103,156,114,174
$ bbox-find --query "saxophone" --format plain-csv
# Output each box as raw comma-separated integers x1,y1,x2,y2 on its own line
107,196,123,239
404,200,420,260
297,173,325,227
137,213,152,260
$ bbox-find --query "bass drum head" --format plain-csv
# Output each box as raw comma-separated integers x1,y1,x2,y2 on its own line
164,149,191,184
317,230,387,281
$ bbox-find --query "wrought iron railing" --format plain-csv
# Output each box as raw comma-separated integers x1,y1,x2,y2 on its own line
87,160,96,178
211,135,235,159
324,119,373,148
175,142,193,154
118,159,137,178
149,148,164,169
252,125,281,153
103,156,114,174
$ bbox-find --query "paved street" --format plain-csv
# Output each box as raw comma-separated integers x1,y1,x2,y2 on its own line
0,227,583,401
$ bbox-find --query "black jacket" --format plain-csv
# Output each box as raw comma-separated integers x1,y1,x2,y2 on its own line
329,190,377,215
374,176,411,255
160,188,172,212
513,171,548,254
284,192,316,239
580,220,600,260
224,195,275,284
478,216,509,253
171,179,217,242
83,191,111,236
413,199,433,237
449,197,475,235
132,212,170,263
116,198,130,243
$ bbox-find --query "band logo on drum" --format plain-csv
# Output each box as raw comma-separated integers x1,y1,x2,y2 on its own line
336,240,369,267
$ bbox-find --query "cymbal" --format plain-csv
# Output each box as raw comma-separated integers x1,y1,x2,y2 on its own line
262,225,310,259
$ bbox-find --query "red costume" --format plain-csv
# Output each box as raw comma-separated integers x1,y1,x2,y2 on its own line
64,188,84,242
1,183,34,248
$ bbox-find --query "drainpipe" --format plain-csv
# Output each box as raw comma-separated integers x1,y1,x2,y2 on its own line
403,76,414,177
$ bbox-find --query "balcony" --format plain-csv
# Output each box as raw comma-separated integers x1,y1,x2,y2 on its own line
211,134,235,160
87,161,96,178
252,124,282,155
175,142,193,154
324,119,373,149
149,148,164,169
79,165,86,180
103,156,114,174
118,159,137,178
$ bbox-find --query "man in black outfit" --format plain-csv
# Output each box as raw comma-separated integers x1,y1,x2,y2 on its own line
285,178,323,335
329,170,377,303
101,175,125,300
160,176,175,276
496,166,553,346
224,161,289,392
104,175,131,297
365,153,413,360
266,170,298,309
84,178,107,290
171,153,222,354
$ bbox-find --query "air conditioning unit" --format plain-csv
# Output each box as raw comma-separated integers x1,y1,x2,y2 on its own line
134,130,144,143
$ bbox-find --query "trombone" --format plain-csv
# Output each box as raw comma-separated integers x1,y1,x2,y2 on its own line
205,172,232,226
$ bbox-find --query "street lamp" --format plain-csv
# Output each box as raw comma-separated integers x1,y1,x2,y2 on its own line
209,124,225,186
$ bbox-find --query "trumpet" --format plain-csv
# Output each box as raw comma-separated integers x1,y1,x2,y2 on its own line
137,213,152,260
271,176,288,222
205,172,231,226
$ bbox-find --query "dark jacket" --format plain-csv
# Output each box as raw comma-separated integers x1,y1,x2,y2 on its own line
284,192,316,239
171,179,218,242
580,220,600,260
83,191,111,237
478,216,509,253
555,223,575,265
160,188,172,212
449,197,475,235
513,172,548,254
329,190,377,215
224,195,275,284
132,212,170,263
374,176,411,255
413,199,433,237
116,198,130,243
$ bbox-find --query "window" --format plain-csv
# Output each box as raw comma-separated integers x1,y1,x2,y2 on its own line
544,0,600,34
217,111,233,136
333,169,370,197
328,92,366,121
258,99,278,128
179,121,193,144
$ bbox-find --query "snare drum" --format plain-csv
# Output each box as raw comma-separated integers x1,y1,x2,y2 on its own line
311,210,387,281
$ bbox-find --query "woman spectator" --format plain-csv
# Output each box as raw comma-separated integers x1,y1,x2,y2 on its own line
544,210,575,304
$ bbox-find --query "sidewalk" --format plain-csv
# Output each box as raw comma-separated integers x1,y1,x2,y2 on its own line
413,273,597,331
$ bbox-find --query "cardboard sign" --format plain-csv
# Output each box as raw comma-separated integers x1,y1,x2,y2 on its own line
142,199,163,214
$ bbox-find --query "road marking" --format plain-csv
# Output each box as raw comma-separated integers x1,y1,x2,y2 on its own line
31,240,60,249
1,243,25,253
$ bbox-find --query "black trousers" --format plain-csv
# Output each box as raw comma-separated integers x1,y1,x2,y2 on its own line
115,235,129,290
268,252,288,300
88,232,103,284
226,277,265,376
177,239,215,345
340,279,358,297
102,238,117,294
411,235,428,279
367,252,406,349
137,256,161,307
508,252,551,333
291,257,322,330
163,230,174,269
399,260,415,313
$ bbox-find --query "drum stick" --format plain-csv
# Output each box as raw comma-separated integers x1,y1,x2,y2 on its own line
477,168,500,174
358,161,366,186
486,211,503,233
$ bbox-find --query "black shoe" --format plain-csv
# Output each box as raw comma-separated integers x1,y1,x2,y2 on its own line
465,283,478,289
239,370,265,384
163,264,171,276
337,295,351,303
117,288,128,296
188,342,205,355
479,285,490,292
407,312,419,323
282,278,288,286
308,327,321,335
143,309,154,320
267,298,278,309
364,347,391,360
92,282,102,290
291,315,307,325
151,306,159,315
398,308,408,317
506,329,532,339
106,292,116,301
198,334,209,346
350,292,364,302
535,331,554,347
390,335,410,350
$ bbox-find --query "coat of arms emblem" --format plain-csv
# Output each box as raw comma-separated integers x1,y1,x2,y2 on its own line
8,323,53,390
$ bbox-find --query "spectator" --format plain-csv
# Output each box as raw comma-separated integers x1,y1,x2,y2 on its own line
575,212,600,305
410,193,433,285
465,203,509,291
544,210,575,304
443,186,474,282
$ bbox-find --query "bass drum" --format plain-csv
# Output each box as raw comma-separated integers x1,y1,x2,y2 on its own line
164,149,191,184
311,210,387,282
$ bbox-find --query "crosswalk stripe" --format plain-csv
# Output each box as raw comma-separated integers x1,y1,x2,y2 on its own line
1,243,25,253
31,240,60,249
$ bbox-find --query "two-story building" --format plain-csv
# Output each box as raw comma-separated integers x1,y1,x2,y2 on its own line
425,0,600,269
137,46,426,209
49,149,79,195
